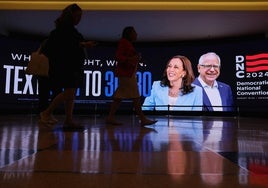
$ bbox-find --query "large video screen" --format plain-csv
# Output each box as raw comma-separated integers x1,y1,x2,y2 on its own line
1,35,268,114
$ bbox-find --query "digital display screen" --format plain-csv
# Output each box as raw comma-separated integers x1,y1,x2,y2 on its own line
1,35,268,114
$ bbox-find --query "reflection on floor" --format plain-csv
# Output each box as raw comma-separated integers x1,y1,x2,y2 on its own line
0,114,268,188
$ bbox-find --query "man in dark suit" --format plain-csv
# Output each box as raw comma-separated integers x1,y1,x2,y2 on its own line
193,52,234,111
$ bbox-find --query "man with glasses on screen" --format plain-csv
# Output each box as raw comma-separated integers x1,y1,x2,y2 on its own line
193,52,234,111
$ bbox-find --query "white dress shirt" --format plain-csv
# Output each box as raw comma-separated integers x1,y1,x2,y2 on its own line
198,76,223,111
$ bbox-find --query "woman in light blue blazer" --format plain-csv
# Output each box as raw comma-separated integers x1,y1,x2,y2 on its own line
142,55,203,111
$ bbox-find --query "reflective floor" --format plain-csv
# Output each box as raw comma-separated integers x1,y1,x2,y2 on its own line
0,114,268,188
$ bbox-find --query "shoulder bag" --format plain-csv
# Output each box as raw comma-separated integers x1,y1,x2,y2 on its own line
25,47,49,77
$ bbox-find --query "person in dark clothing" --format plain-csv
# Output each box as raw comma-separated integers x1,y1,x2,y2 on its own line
36,39,61,116
40,3,96,126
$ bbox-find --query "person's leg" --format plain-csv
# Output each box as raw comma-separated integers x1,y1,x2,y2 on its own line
132,97,146,120
41,92,63,116
40,88,76,124
63,88,76,125
45,81,62,123
51,85,62,101
37,76,50,113
106,98,122,125
132,97,157,126
40,91,63,124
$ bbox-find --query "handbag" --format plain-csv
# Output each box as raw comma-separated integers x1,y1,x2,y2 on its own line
25,47,49,77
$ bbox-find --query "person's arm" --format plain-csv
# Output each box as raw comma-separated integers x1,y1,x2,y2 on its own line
80,41,98,48
39,38,49,55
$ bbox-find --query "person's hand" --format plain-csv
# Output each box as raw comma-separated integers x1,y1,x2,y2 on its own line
81,41,98,48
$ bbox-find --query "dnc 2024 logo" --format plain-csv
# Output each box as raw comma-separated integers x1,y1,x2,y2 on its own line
236,53,268,79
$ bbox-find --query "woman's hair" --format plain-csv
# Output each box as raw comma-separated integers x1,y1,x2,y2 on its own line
160,55,195,95
55,3,82,27
122,26,135,41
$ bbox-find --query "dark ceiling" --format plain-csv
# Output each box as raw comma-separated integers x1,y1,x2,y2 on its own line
1,8,268,42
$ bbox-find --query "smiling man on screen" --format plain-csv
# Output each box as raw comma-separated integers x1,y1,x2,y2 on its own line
193,52,234,111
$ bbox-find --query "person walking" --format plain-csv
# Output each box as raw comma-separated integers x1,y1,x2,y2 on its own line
40,3,96,126
106,26,157,126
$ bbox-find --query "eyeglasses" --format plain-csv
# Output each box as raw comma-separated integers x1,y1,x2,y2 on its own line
199,64,220,69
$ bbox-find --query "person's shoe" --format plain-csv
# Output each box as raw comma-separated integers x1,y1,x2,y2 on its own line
141,126,158,134
38,120,54,128
49,115,58,124
140,119,157,126
105,118,122,125
40,112,57,124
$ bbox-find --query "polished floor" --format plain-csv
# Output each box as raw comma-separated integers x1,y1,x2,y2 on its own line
0,113,268,188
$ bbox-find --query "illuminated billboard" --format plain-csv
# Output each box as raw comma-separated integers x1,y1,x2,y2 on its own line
1,36,268,114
